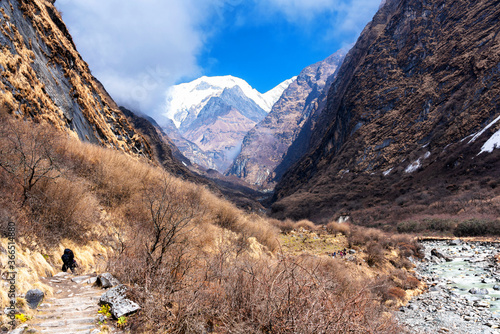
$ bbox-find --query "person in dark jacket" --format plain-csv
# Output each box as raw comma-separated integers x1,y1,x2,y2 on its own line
61,248,77,273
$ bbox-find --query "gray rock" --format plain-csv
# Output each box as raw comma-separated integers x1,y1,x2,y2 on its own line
95,273,120,289
100,284,140,318
25,289,44,309
469,288,489,295
87,277,97,284
71,275,90,284
449,239,462,246
8,324,27,334
474,300,490,308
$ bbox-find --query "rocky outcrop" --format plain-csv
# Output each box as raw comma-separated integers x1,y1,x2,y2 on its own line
0,0,151,157
227,51,345,188
99,284,140,319
273,0,500,222
95,273,120,289
162,118,218,170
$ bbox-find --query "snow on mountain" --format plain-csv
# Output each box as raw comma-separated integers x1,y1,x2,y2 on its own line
262,77,297,109
164,75,294,128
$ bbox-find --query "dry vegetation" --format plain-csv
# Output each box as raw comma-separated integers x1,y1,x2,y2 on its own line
0,118,420,333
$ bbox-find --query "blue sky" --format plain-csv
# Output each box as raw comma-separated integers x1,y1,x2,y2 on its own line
55,0,381,120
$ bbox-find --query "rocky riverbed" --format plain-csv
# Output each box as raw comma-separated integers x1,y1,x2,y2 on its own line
397,240,500,334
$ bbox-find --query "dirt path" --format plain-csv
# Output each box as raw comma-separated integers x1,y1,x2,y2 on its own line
24,272,105,334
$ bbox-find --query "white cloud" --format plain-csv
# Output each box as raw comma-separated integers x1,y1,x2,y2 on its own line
55,0,381,122
254,0,381,35
56,0,226,120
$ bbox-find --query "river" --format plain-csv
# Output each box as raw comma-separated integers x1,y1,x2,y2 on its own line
397,239,500,334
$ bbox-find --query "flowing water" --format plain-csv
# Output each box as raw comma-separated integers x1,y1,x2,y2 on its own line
425,242,500,312
398,240,500,334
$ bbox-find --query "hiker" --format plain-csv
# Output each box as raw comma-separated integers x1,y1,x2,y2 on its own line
61,248,77,273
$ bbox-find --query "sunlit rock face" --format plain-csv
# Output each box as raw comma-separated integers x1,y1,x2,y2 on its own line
0,0,151,157
273,0,500,222
227,50,345,188
163,76,294,173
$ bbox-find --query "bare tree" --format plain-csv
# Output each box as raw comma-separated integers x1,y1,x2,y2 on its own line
141,175,203,273
0,120,61,206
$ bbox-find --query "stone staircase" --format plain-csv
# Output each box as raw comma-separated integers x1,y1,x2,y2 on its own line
20,272,107,334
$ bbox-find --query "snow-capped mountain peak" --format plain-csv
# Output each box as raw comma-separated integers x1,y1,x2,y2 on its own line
163,75,295,128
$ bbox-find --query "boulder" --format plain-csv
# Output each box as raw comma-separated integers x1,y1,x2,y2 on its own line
25,289,44,309
449,239,462,246
431,249,446,258
430,249,452,262
469,287,489,295
493,285,500,291
95,273,120,289
99,284,140,318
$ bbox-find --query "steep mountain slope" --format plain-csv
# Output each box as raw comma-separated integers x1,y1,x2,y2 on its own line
181,86,267,172
0,0,151,157
162,118,218,170
227,51,345,187
273,0,500,223
164,76,294,172
119,107,193,175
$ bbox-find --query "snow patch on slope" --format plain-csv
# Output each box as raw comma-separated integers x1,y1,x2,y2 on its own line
468,115,500,144
480,128,500,154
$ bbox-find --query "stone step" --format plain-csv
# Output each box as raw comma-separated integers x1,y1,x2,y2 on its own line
51,297,100,305
36,316,97,328
37,304,98,314
35,310,97,320
39,324,97,333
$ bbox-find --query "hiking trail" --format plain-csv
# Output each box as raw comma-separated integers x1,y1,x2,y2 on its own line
20,272,121,334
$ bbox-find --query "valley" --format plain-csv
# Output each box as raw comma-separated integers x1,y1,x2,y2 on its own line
0,0,499,333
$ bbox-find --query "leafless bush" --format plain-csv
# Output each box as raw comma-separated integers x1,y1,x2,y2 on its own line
121,253,403,334
294,219,318,231
22,176,99,247
0,119,62,205
366,241,385,267
326,221,351,235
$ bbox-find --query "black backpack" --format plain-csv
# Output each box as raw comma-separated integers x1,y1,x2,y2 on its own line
62,249,74,264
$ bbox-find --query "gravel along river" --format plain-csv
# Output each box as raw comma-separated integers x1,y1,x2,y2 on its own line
397,240,500,334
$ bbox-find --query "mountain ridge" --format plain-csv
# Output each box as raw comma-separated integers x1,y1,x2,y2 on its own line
227,50,345,187
272,0,500,223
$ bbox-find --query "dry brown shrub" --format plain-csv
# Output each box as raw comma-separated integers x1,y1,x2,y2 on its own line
293,219,318,231
326,221,351,235
269,218,295,233
22,176,100,247
366,241,385,267
119,252,404,334
386,287,406,301
403,276,421,290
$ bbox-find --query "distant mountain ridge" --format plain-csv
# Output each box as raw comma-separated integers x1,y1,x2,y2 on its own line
163,75,295,173
164,75,295,129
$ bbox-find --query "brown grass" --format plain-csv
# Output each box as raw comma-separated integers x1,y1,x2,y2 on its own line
0,119,409,333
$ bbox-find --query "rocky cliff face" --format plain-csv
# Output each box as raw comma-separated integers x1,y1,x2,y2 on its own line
180,86,267,172
162,118,218,170
0,0,151,157
227,51,345,188
273,0,500,222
